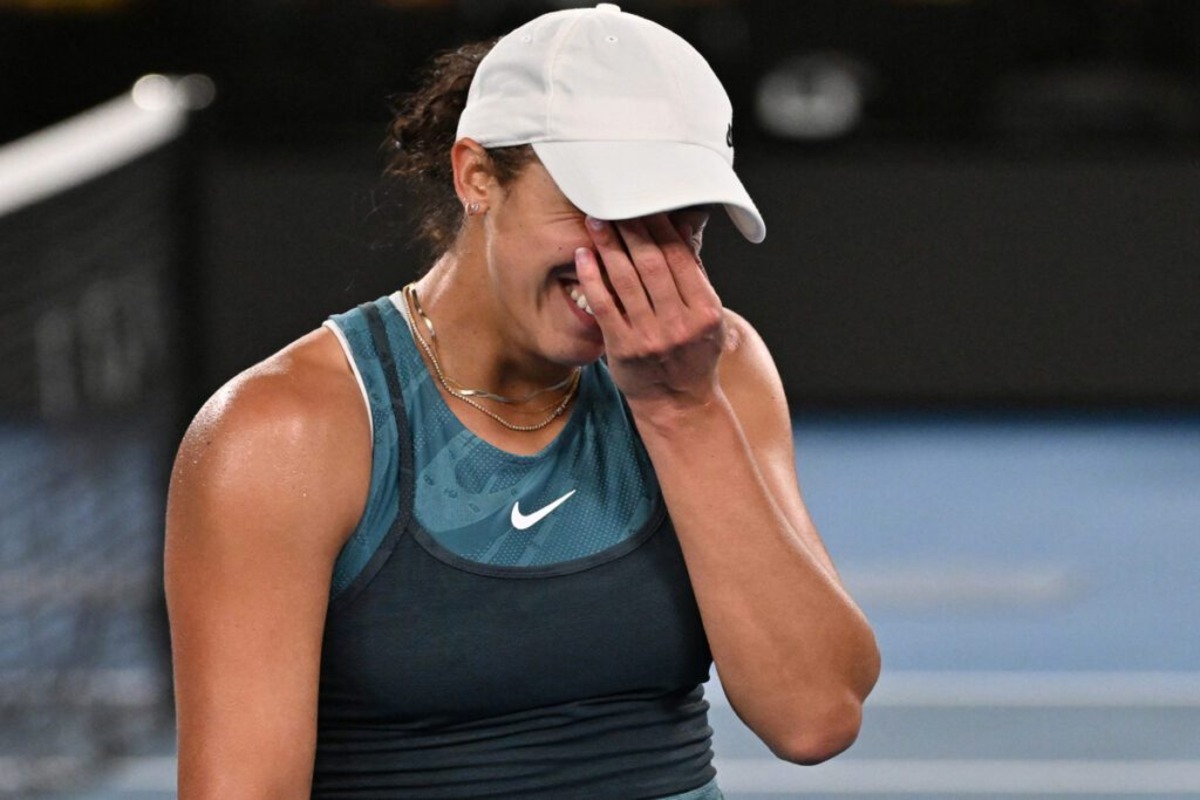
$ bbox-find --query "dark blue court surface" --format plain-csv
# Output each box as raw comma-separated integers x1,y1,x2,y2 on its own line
707,412,1200,798
35,413,1200,798
799,412,1200,673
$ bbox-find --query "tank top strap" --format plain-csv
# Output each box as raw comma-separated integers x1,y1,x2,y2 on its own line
323,297,417,607
360,299,417,519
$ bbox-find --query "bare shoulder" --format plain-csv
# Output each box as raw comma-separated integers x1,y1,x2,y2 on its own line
169,326,371,557
166,327,369,795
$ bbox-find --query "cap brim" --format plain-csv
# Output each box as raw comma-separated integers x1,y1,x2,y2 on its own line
531,140,766,243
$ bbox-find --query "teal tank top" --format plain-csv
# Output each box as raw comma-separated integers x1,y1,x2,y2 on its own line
314,294,720,799
327,292,659,589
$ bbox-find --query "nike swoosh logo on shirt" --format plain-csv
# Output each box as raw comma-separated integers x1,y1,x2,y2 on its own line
511,489,577,530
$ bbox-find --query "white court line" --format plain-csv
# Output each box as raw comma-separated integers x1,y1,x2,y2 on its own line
92,756,176,792
7,671,1199,794
13,755,1200,795
714,757,1200,795
707,670,1200,708
0,756,176,793
868,670,1200,708
841,563,1080,610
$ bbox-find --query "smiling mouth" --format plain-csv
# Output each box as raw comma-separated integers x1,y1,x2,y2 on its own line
565,281,595,316
551,264,596,318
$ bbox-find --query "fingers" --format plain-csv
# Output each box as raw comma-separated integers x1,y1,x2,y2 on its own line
618,217,689,320
585,213,716,317
584,216,657,324
574,245,627,332
641,214,719,310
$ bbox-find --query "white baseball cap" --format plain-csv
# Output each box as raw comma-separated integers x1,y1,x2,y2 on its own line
456,3,766,243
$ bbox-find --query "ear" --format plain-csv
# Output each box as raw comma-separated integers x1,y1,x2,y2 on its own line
451,138,497,212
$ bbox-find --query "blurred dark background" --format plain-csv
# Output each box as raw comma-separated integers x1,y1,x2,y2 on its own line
1,4,1198,796
3,0,1199,410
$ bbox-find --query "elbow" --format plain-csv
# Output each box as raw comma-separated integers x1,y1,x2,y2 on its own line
766,694,866,766
772,642,880,765
755,629,882,766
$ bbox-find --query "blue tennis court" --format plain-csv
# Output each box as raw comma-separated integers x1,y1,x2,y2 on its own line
37,411,1199,798
709,411,1200,798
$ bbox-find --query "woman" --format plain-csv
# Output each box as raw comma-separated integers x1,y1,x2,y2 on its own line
165,5,880,798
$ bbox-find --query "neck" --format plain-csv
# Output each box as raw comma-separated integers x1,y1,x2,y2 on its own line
409,255,578,403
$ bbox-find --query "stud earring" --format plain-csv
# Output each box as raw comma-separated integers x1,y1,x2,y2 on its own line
466,201,482,216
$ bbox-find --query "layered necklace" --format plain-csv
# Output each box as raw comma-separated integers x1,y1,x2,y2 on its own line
400,283,581,432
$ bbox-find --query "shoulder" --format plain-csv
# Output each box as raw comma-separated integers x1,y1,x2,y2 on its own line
166,328,369,793
179,327,367,473
169,327,371,556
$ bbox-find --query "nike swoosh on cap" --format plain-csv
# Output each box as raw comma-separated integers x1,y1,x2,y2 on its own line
511,489,577,530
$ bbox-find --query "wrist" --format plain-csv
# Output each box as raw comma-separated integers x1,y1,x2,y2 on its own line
627,386,732,440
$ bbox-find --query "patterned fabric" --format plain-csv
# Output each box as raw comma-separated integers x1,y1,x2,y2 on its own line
325,292,657,582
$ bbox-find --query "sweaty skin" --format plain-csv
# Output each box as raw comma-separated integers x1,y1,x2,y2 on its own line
166,143,879,797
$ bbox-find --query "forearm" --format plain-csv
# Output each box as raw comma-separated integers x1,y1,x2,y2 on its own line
631,391,879,760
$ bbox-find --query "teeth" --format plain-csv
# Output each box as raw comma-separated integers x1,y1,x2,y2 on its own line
567,284,595,316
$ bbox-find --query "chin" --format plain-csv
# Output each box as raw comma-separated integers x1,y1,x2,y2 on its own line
553,336,605,367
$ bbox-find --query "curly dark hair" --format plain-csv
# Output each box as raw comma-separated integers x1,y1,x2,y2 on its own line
383,41,537,256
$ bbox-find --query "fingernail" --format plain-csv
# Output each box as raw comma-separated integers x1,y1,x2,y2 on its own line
586,216,605,231
575,247,590,263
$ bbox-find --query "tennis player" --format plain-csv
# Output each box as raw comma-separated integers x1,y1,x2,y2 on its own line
165,5,879,798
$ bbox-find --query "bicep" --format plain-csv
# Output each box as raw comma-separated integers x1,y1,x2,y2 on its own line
165,379,365,798
717,312,839,577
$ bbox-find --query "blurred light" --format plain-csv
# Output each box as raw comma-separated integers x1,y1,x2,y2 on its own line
131,74,175,111
131,74,216,113
755,52,872,141
177,74,217,111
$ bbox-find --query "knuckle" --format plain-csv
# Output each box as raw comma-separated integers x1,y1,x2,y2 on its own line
611,271,642,294
588,293,611,313
636,256,667,280
698,304,724,331
666,320,692,346
632,335,663,361
665,239,693,262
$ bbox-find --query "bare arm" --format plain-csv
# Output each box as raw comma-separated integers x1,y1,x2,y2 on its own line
577,215,880,764
638,312,878,763
165,330,370,798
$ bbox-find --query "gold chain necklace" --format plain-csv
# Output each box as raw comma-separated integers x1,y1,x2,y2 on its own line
401,283,581,433
406,284,578,404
